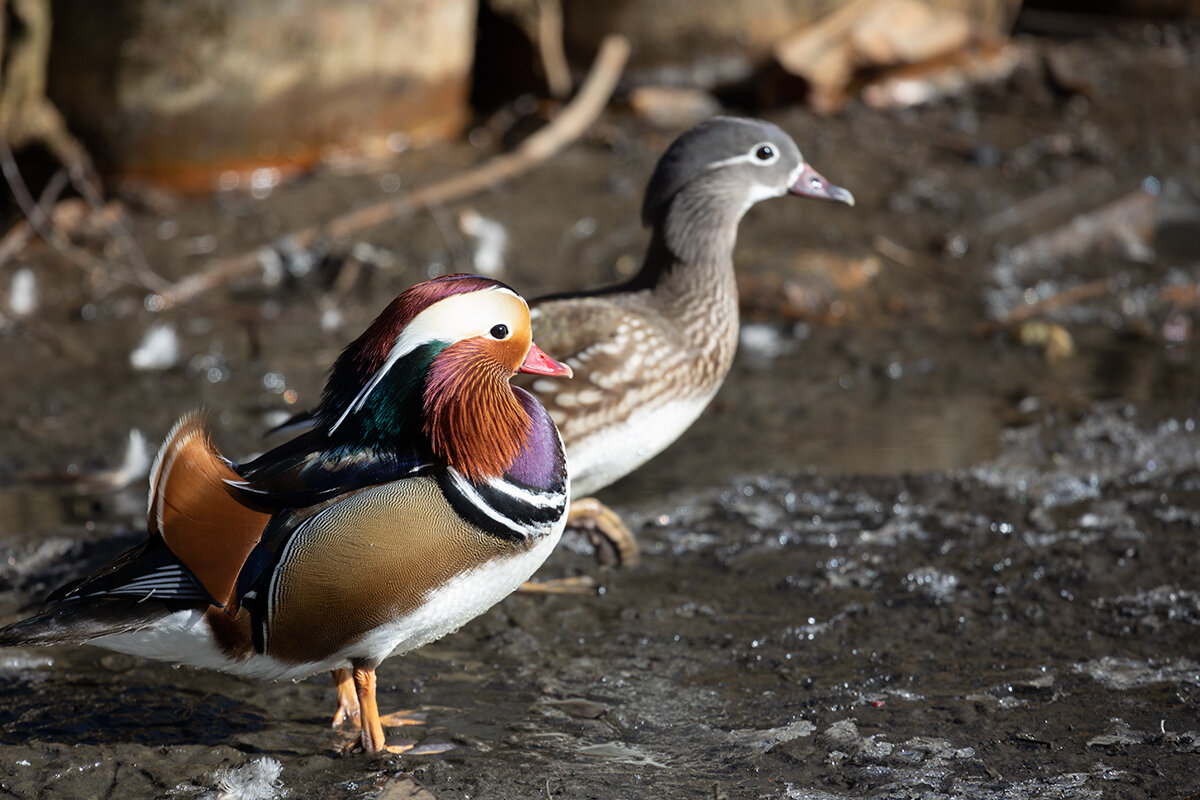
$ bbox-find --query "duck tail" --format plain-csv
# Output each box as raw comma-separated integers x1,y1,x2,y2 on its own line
0,598,169,647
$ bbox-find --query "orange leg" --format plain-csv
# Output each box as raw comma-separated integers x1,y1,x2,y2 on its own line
518,576,597,594
333,667,424,730
331,667,361,728
347,663,422,755
353,665,387,753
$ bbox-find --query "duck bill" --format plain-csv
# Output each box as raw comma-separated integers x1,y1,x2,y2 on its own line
789,163,855,206
519,342,573,378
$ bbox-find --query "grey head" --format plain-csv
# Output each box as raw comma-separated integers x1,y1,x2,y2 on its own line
640,116,854,227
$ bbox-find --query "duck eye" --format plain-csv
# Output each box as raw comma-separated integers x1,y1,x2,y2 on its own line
754,144,775,161
489,323,509,339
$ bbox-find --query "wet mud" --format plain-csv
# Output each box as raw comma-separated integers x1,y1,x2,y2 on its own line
1,20,1199,800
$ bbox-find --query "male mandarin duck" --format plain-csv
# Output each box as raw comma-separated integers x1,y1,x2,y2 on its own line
524,116,854,563
0,275,573,754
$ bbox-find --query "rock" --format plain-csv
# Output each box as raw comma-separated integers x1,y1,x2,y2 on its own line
47,0,476,190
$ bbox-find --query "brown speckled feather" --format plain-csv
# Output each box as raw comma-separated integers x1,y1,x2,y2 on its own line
524,262,740,494
529,296,705,436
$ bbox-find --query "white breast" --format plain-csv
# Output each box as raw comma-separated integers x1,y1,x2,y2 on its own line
565,390,718,496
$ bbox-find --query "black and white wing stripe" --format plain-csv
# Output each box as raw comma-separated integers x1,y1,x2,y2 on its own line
439,468,567,544
76,563,210,602
47,535,213,606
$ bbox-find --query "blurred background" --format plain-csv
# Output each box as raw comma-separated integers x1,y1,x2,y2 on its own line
0,2,1198,798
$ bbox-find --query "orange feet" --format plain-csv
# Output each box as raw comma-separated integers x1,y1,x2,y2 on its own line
331,667,361,728
379,709,426,727
567,497,639,567
516,498,636,593
336,664,451,756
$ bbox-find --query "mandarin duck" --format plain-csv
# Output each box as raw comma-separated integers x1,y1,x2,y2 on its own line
0,275,573,754
524,116,854,563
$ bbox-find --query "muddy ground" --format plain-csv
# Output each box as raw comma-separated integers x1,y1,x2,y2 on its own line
1,17,1199,800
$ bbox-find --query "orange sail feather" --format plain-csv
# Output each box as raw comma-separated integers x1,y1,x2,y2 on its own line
147,413,271,610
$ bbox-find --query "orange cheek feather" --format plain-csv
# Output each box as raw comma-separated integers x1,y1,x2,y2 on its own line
423,341,531,482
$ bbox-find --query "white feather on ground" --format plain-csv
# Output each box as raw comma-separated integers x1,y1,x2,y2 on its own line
205,757,284,800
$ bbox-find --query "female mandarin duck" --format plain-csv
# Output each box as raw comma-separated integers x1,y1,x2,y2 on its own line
0,275,573,754
525,117,854,563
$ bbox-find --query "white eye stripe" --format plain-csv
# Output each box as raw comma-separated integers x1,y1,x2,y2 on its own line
329,287,526,433
386,287,524,366
706,153,756,170
707,141,784,170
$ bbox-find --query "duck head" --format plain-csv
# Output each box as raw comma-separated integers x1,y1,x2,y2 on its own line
319,274,571,480
641,116,854,228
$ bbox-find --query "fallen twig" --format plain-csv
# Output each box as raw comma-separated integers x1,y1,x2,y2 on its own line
0,133,160,290
974,183,1159,336
152,34,631,310
979,278,1200,339
63,152,167,290
536,0,572,99
1160,283,1200,307
0,0,165,290
975,277,1114,336
0,134,97,281
871,234,966,286
998,186,1157,268
491,0,572,98
0,166,66,268
944,167,1116,251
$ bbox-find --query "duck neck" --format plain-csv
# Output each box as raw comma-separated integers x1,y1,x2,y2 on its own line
630,172,746,291
319,349,430,452
423,351,533,484
662,174,749,269
627,182,745,366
